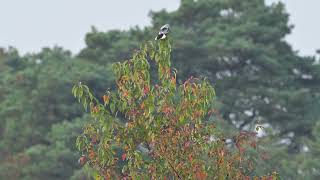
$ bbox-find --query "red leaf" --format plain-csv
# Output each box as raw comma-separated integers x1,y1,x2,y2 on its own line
123,91,129,97
103,95,110,104
78,156,87,166
184,141,191,148
122,153,127,161
188,154,193,162
143,86,150,94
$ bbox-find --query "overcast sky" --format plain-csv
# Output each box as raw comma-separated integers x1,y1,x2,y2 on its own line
0,0,318,56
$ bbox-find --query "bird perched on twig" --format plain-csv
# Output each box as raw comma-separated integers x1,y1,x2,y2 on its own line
155,24,170,40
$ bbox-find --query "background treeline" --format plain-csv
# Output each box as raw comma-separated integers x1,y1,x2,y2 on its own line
0,0,320,179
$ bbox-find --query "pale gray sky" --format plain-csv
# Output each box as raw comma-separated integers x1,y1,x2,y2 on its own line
0,0,318,56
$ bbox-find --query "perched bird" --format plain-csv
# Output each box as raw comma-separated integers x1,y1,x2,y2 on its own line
155,24,170,40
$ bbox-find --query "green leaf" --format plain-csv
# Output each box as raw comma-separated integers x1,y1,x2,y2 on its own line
110,101,116,114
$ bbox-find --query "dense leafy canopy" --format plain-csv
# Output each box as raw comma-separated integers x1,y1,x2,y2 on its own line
0,0,319,179
0,47,113,179
74,38,281,179
80,0,320,142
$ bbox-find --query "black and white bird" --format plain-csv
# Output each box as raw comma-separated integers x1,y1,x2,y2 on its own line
155,24,170,40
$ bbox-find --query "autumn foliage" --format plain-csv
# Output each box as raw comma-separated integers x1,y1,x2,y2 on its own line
72,39,279,179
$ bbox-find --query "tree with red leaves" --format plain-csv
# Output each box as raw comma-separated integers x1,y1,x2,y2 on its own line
73,38,279,179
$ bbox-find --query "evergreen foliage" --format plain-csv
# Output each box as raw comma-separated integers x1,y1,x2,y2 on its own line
0,0,319,179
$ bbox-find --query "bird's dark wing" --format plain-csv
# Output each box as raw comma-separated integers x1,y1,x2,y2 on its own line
155,33,165,40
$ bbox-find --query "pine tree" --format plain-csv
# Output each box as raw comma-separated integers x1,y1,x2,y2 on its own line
80,0,320,147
